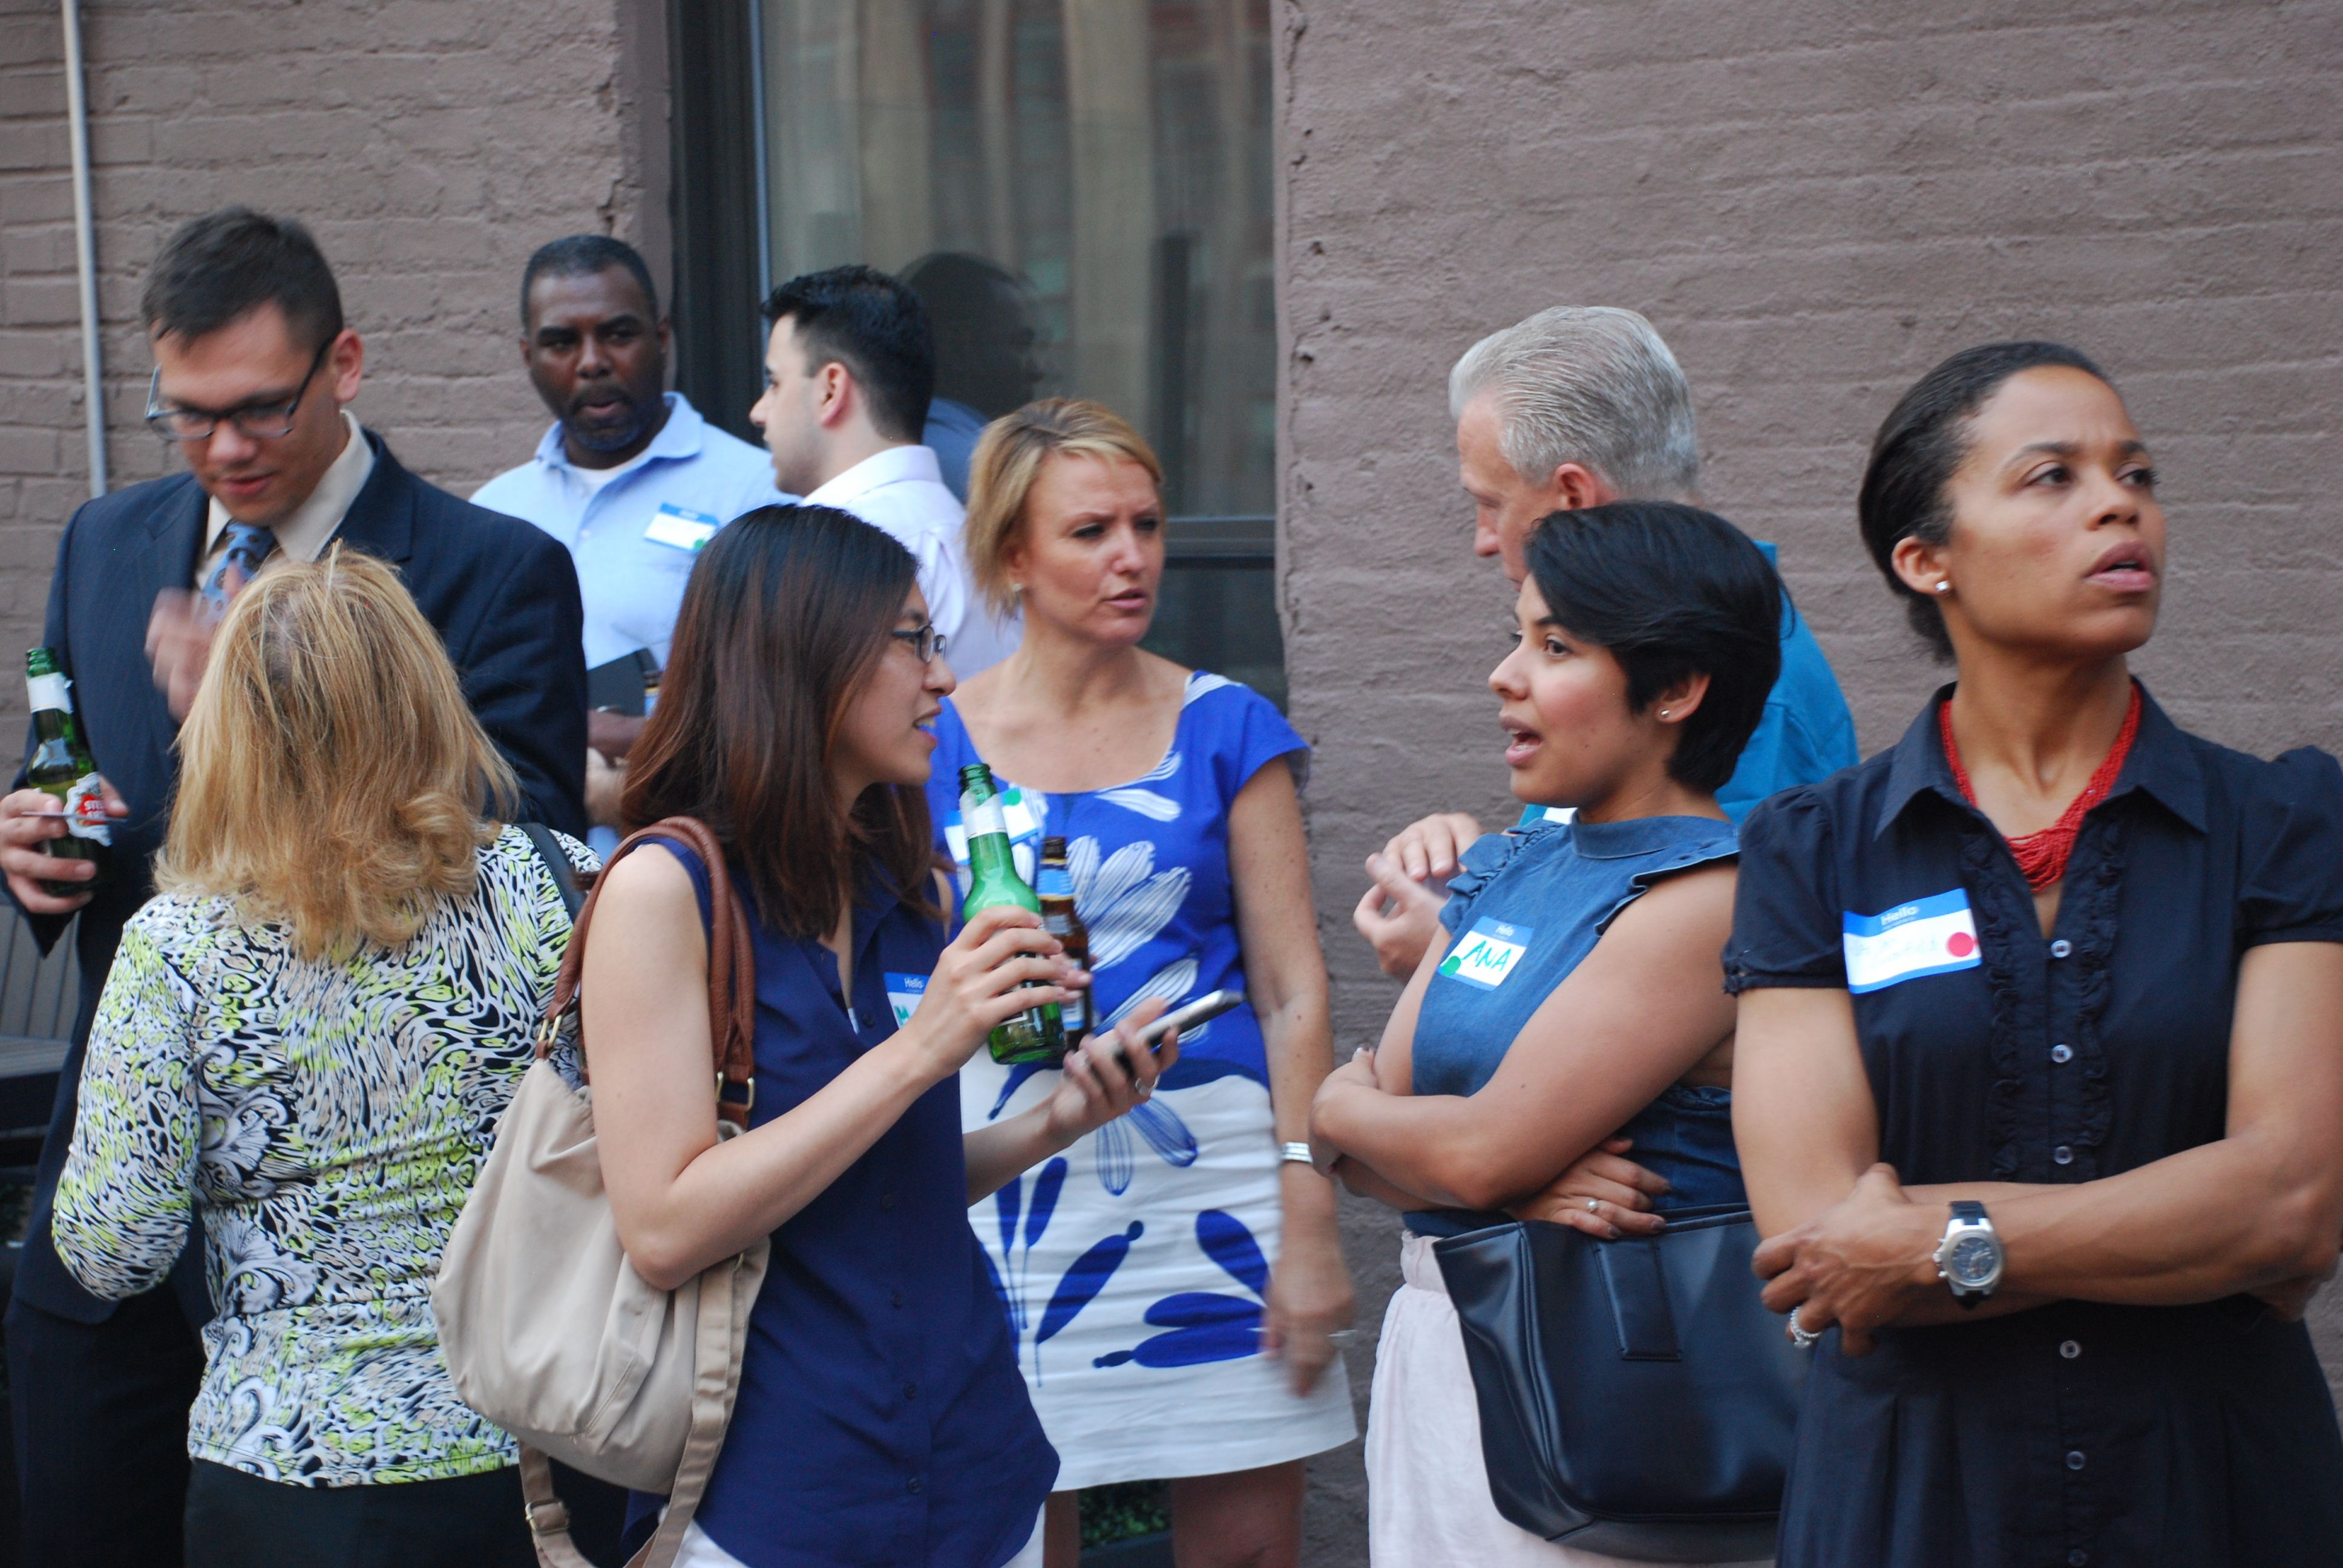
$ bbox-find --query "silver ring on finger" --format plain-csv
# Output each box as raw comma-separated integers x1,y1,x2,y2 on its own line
1786,1306,1821,1350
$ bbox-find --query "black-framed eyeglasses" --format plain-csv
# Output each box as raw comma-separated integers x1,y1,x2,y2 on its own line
145,336,334,443
889,622,948,664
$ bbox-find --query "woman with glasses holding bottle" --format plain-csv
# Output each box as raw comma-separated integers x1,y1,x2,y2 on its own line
580,505,1177,1568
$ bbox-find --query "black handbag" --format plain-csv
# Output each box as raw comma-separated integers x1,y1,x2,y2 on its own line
1432,1204,1807,1563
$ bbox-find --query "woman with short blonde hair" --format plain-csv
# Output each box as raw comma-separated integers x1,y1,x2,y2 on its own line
54,548,591,1568
934,399,1356,1568
960,397,1162,618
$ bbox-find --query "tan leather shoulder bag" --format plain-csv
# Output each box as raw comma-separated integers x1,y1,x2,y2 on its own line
435,819,773,1568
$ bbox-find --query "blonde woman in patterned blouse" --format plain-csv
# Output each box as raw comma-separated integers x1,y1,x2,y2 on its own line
53,549,589,1568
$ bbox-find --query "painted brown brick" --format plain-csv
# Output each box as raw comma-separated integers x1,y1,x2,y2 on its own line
1277,1,2343,1555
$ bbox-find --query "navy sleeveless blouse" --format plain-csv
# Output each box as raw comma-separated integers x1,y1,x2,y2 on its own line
628,839,1055,1568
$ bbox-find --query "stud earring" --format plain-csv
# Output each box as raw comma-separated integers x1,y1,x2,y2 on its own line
1658,708,1671,719
1935,581,1950,594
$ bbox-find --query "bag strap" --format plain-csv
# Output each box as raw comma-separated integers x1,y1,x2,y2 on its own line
517,823,587,923
518,1245,758,1568
542,816,759,1129
517,1448,593,1568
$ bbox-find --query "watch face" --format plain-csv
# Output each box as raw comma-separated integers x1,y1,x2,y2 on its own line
1945,1232,2001,1288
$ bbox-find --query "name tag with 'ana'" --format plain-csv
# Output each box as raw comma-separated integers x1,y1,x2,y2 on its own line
644,503,722,554
1842,889,1981,994
1438,917,1536,991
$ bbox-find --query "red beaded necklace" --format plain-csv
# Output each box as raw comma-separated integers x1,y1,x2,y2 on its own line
1939,685,2143,891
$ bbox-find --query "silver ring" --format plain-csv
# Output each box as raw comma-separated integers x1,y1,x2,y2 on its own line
1786,1307,1821,1350
1585,1198,1600,1214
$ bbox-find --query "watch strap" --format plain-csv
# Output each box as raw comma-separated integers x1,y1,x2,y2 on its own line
1950,1199,1987,1224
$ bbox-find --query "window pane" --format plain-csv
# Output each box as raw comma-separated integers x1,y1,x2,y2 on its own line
756,0,1277,521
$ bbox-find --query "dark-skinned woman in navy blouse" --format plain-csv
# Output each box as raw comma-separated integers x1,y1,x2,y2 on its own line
1729,342,2343,1568
578,506,1180,1568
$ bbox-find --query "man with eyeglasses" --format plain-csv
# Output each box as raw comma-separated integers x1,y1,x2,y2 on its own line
0,207,588,1567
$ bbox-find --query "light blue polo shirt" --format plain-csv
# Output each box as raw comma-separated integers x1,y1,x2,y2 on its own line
472,391,787,669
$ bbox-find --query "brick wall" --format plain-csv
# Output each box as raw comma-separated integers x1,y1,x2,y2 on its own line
0,0,669,733
1277,1,2343,1555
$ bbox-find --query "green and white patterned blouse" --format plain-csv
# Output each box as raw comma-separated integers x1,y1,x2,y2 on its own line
54,825,594,1486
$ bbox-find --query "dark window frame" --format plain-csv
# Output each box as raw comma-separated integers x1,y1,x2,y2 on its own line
666,1,1282,704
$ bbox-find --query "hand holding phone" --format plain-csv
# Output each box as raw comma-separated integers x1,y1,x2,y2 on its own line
1117,988,1245,1071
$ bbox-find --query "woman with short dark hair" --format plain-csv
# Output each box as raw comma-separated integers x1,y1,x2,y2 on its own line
1731,342,2343,1566
582,504,1178,1568
1311,499,1782,1565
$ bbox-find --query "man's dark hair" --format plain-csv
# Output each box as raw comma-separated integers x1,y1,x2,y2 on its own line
1524,500,1783,794
762,266,934,442
142,207,344,351
520,234,661,328
1859,341,2111,661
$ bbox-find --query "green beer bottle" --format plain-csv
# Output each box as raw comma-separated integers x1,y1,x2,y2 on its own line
957,763,1065,1063
24,648,110,898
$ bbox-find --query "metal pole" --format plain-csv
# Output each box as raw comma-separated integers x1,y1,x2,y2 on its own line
61,0,106,500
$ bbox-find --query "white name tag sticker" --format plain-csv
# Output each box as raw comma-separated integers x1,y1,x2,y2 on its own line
1843,889,1982,994
644,503,722,554
1437,917,1535,991
1000,788,1039,843
884,972,926,1029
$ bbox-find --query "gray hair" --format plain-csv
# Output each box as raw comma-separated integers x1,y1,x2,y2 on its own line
1447,306,1700,502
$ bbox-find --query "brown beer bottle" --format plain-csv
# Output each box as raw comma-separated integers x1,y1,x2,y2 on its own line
1036,835,1092,1047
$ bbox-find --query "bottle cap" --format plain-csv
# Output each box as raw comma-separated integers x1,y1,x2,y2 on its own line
1040,835,1067,860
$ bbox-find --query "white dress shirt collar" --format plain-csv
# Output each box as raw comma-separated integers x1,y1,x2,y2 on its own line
805,443,948,511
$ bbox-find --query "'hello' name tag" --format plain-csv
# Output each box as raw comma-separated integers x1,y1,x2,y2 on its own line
644,503,722,554
885,972,926,1029
1437,917,1536,991
1842,889,1981,994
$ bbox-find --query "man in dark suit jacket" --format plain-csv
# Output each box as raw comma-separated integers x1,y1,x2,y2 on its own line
0,209,588,1565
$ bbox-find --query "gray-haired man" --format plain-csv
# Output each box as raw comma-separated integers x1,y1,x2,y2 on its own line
1352,305,1857,975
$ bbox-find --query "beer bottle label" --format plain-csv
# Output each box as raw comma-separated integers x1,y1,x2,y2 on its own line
63,775,111,845
962,792,1009,840
26,671,69,714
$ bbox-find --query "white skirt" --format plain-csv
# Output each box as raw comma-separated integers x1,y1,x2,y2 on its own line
1366,1234,1771,1568
964,1060,1357,1491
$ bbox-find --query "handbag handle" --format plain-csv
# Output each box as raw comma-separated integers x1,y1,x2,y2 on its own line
540,817,759,1129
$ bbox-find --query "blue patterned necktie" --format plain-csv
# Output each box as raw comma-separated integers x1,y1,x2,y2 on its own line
202,522,278,612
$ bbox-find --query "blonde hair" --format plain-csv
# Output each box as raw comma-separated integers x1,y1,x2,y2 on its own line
962,398,1164,616
157,546,518,958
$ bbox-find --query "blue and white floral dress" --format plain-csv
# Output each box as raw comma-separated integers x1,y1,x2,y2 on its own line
923,671,1357,1489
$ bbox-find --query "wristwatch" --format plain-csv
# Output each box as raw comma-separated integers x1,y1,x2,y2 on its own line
1933,1200,2004,1308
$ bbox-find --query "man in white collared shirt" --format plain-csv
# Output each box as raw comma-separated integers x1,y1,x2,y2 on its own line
473,237,784,835
750,265,1020,675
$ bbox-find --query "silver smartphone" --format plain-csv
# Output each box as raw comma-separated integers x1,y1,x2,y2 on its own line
1112,988,1246,1070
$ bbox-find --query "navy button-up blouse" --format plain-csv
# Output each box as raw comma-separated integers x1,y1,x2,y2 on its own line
635,840,1055,1568
1726,687,2343,1568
